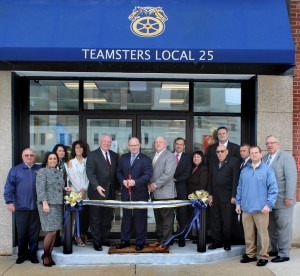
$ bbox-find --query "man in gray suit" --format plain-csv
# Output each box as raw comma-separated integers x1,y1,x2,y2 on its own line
148,136,177,252
263,135,297,263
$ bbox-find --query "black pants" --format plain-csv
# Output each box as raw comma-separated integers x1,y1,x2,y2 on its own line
15,210,40,258
89,205,113,246
210,202,234,244
175,194,189,232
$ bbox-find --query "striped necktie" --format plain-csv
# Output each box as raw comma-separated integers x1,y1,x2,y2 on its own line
130,154,136,166
266,155,272,166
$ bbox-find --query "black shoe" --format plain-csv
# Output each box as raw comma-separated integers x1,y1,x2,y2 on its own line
240,255,257,263
16,256,25,264
30,255,39,264
208,243,223,250
268,251,278,257
116,240,130,249
242,253,247,259
271,256,290,263
178,238,185,247
224,243,231,251
135,245,144,251
257,259,268,266
93,244,103,251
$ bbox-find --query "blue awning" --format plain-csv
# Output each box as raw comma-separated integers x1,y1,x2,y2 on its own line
0,0,295,65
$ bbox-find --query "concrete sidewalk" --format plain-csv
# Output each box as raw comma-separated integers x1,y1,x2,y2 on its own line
1,247,299,276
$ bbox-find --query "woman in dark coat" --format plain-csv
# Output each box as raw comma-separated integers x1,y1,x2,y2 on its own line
36,152,71,267
187,151,209,194
187,151,209,243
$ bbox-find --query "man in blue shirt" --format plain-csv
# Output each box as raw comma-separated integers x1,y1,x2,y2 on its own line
4,148,40,264
236,145,278,267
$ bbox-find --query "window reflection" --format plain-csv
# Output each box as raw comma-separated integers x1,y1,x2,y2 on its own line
194,82,241,112
193,116,241,152
30,115,79,162
83,81,189,111
30,80,79,111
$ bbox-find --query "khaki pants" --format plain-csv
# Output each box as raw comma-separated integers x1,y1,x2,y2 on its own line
242,212,269,259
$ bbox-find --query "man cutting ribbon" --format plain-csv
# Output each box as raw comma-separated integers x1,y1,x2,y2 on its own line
116,137,153,251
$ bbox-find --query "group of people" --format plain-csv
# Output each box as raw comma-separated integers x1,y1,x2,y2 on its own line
3,128,297,267
205,128,296,267
3,141,90,266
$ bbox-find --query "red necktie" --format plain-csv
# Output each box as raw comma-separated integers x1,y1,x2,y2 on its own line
105,152,111,168
176,153,180,165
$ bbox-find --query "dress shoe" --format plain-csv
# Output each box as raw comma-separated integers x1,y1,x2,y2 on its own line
242,253,247,259
268,251,278,257
149,241,161,247
135,245,144,251
257,259,268,266
116,240,130,249
155,245,169,252
271,256,290,263
224,243,231,251
240,255,257,263
30,255,39,264
16,256,25,264
208,243,223,250
178,238,185,247
93,244,103,251
101,240,115,247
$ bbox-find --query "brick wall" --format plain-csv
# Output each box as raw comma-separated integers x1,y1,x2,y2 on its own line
290,0,300,201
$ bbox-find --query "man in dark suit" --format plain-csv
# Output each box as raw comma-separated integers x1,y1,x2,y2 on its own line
116,137,153,251
86,134,118,251
205,126,240,167
240,143,251,170
173,137,192,247
207,145,240,251
206,126,241,245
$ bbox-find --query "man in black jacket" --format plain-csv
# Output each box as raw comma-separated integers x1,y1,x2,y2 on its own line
207,145,240,251
173,137,192,247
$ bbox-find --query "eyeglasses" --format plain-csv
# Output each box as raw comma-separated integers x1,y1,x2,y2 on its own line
216,150,226,153
265,142,278,146
24,154,34,157
129,144,139,147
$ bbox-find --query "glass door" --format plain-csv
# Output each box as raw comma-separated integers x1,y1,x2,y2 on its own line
85,116,190,237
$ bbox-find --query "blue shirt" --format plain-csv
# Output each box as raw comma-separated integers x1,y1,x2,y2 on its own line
4,162,40,210
236,162,278,213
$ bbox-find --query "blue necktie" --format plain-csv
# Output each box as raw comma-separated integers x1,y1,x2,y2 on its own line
130,154,136,166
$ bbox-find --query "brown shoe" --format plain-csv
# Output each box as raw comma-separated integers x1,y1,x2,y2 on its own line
149,241,161,248
155,245,169,252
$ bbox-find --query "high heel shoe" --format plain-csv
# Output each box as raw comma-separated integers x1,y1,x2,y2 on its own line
49,255,56,266
75,236,85,247
41,254,52,267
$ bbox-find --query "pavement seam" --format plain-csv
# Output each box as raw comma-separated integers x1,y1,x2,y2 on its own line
0,261,15,276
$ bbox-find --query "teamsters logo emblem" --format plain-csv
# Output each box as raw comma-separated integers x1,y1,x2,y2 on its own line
129,6,168,37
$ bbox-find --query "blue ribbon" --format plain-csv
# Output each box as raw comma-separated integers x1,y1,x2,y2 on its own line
162,199,207,247
61,200,83,244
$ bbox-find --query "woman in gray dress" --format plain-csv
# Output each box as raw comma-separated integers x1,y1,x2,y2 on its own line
36,152,71,267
